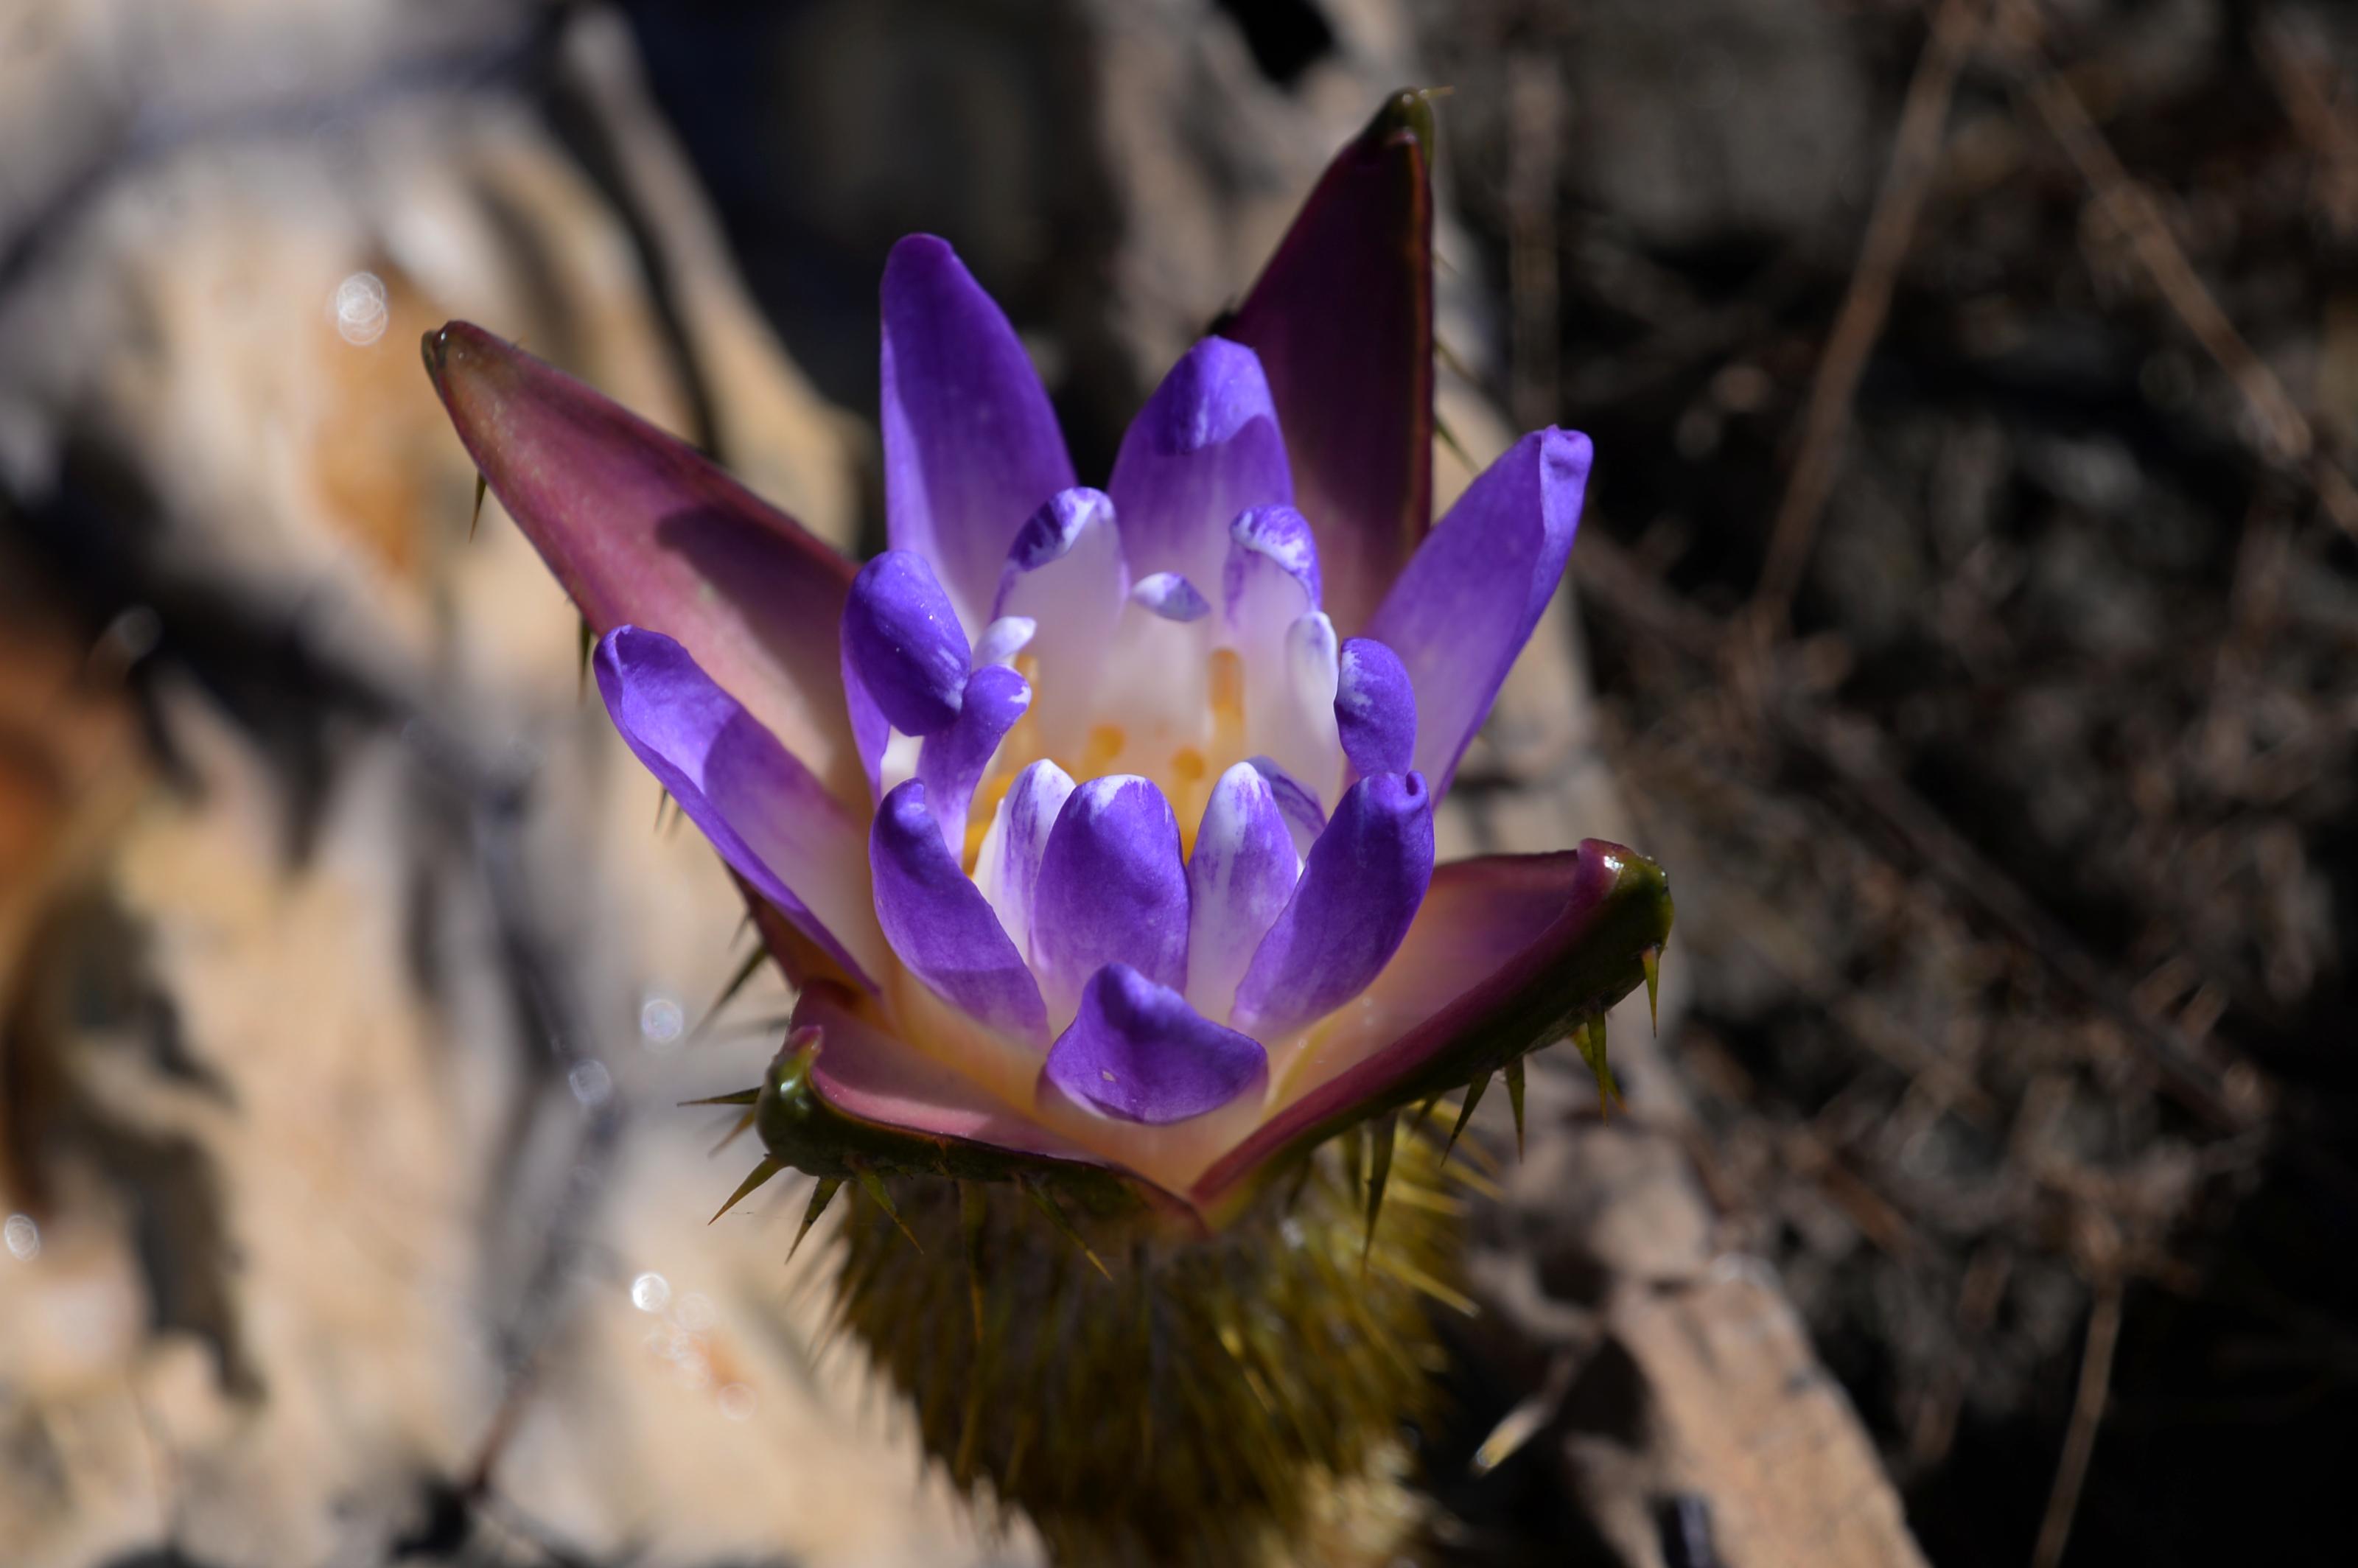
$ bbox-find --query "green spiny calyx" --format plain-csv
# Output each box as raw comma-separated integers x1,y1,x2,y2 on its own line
828,1131,1468,1568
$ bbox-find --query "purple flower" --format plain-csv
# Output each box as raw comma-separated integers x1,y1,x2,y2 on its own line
423,105,1668,1223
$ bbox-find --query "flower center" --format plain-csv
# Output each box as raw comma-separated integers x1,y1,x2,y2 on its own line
962,645,1252,869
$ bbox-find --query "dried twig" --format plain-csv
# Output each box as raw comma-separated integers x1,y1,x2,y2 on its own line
2002,0,2358,539
2032,1278,2124,1568
1505,53,1565,435
1574,533,2265,1138
1754,0,1990,629
2256,16,2358,238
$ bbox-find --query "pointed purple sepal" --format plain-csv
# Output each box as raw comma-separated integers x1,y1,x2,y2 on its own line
424,323,863,803
1194,841,1669,1212
1043,964,1268,1125
870,780,1049,1043
1220,94,1435,637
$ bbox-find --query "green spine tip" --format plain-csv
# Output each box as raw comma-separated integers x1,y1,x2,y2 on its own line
959,1180,987,1344
1434,333,1477,385
689,945,772,1044
1371,87,1438,158
1343,1121,1367,1199
1434,411,1474,472
469,471,489,540
788,1175,842,1261
711,1155,785,1224
1444,1071,1493,1166
707,1107,756,1157
1575,1015,1624,1116
678,1088,758,1107
1019,1177,1112,1281
1642,945,1662,1035
1361,1113,1399,1265
576,615,594,700
1505,1055,1528,1160
855,1168,922,1252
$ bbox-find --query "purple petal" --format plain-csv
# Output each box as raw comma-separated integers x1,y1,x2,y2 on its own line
795,986,1101,1164
1222,504,1323,617
595,628,885,987
1248,755,1328,857
1131,571,1210,622
1231,771,1435,1039
424,323,864,804
1246,611,1342,814
1219,95,1434,636
975,760,1075,958
1043,964,1267,1125
974,615,1038,668
1334,637,1416,778
1195,841,1667,1209
1186,763,1300,1023
870,780,1049,1042
1107,337,1292,595
1029,775,1191,1014
1363,429,1591,796
881,236,1076,634
915,663,1031,855
842,549,973,737
993,487,1128,757
1000,486,1116,575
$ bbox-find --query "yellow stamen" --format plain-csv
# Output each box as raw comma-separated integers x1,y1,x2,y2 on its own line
1083,724,1127,773
1208,648,1244,761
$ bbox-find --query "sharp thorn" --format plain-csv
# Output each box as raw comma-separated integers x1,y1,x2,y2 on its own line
1575,1015,1624,1117
959,1181,987,1345
1642,945,1662,1036
710,1155,785,1224
677,1088,758,1107
1020,1177,1110,1280
1444,1071,1493,1166
1434,333,1477,385
788,1176,842,1260
707,1107,755,1157
1434,412,1474,472
688,945,769,1044
469,471,489,540
1361,1112,1399,1266
654,786,674,834
1505,1055,1528,1159
576,615,595,702
1343,1121,1367,1198
854,1168,921,1252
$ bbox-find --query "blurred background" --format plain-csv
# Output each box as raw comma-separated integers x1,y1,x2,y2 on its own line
1,1,2352,1564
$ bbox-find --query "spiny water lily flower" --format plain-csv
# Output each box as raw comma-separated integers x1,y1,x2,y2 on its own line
426,94,1668,1568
